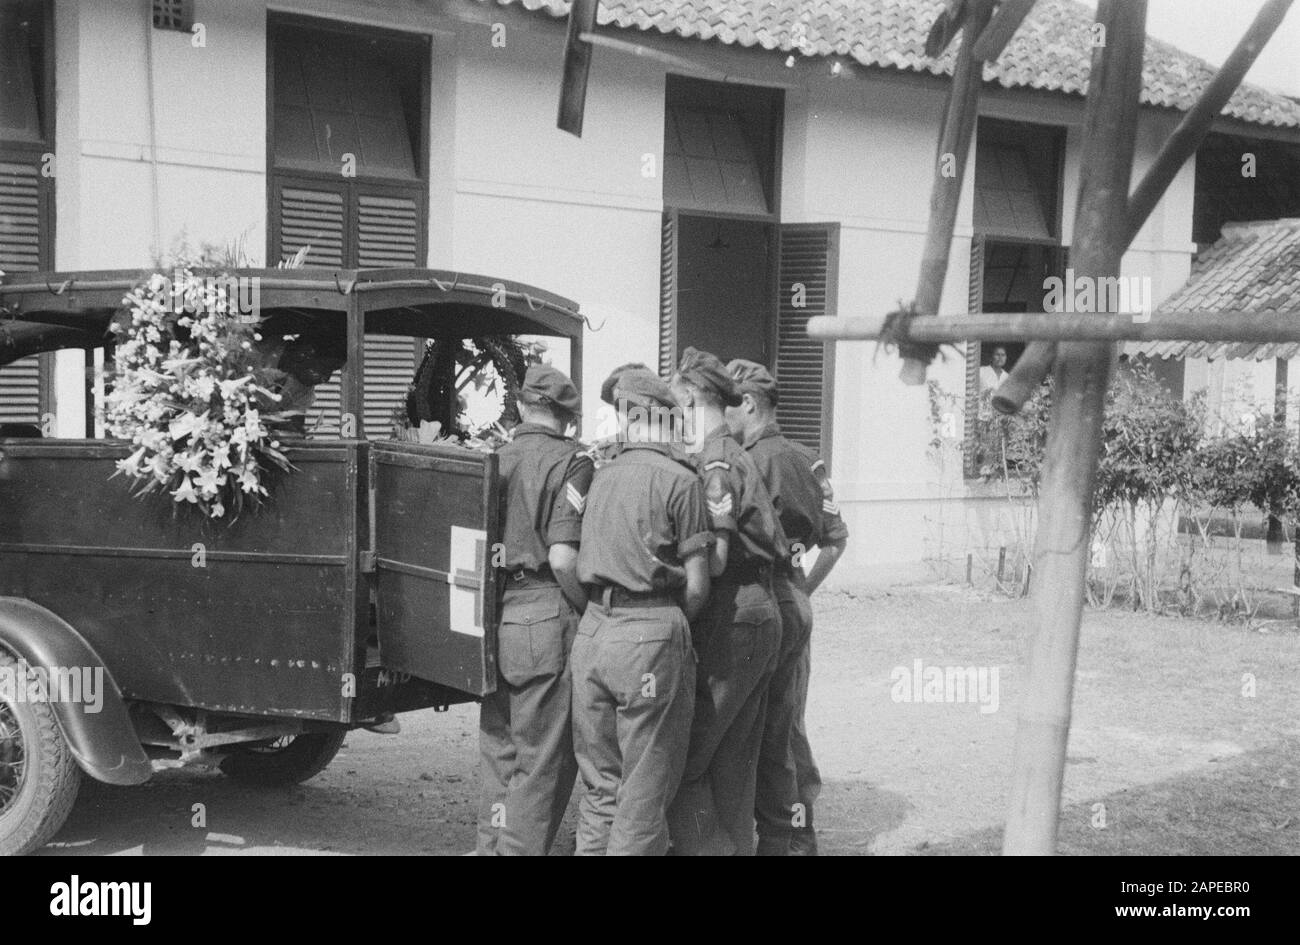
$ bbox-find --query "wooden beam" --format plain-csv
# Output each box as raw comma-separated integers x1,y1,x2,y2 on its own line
970,0,1038,61
903,0,997,385
1002,0,1149,857
993,0,1294,414
556,0,599,137
807,309,1300,344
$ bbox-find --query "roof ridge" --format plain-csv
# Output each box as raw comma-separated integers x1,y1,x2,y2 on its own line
1220,218,1300,234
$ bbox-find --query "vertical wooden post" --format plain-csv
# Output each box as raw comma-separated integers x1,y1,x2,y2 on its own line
556,0,600,136
1002,0,1148,856
1268,358,1287,554
343,291,365,440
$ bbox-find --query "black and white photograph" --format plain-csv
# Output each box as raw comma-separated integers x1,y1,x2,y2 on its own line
0,0,1297,891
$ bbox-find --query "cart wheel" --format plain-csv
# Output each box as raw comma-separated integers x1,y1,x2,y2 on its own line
0,649,82,856
218,731,346,786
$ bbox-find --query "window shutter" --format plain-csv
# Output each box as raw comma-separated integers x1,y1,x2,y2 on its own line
0,355,40,424
271,181,424,439
774,222,839,459
275,181,347,267
272,179,347,435
356,191,420,268
0,157,51,425
659,210,678,376
964,235,985,477
356,189,422,438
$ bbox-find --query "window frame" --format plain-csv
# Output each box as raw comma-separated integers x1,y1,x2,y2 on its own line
0,0,56,428
662,74,784,224
964,118,1068,481
265,13,432,267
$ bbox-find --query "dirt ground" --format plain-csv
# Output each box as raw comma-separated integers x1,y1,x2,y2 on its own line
37,586,1300,855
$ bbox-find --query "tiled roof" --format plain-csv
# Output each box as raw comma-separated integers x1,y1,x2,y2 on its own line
486,0,1300,130
1131,219,1300,362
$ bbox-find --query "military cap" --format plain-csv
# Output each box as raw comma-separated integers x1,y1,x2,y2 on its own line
600,361,650,406
676,346,742,407
613,368,677,410
727,358,779,406
519,364,582,416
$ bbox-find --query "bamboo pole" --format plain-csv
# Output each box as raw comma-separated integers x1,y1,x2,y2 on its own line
1001,0,1149,856
901,0,996,385
807,308,1300,344
991,0,1294,414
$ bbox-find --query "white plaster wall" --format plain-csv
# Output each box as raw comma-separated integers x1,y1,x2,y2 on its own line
446,26,664,430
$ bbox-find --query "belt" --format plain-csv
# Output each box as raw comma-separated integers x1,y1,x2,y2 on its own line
592,585,678,610
505,565,557,588
717,560,773,586
773,559,808,586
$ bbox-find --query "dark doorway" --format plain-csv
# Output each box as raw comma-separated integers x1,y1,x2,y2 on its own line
675,213,773,364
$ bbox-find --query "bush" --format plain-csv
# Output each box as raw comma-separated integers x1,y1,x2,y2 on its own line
976,361,1300,616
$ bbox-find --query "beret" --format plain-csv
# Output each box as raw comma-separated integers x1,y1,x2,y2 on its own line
519,364,582,416
726,358,779,406
600,361,650,406
612,367,677,410
676,346,741,407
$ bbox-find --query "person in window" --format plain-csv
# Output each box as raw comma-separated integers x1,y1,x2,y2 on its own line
977,344,1011,426
979,345,1010,394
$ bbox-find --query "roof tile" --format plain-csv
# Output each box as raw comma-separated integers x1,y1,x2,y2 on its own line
487,0,1300,129
1130,219,1300,361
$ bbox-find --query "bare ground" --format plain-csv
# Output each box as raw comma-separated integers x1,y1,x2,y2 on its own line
37,586,1300,855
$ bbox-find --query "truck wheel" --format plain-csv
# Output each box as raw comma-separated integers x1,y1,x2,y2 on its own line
218,731,346,786
0,650,82,856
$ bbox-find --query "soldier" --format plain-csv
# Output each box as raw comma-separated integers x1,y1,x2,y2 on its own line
571,368,713,855
590,362,651,466
726,358,849,856
477,364,592,856
666,347,784,856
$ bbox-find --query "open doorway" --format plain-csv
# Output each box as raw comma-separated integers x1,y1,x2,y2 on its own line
660,75,781,370
674,213,773,364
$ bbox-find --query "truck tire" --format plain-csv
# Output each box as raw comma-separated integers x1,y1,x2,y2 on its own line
218,731,346,786
0,649,82,856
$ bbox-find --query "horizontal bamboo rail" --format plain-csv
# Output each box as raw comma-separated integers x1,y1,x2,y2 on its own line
807,310,1300,345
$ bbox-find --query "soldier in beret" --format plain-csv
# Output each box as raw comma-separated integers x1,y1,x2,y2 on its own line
600,362,650,406
477,364,593,855
666,347,784,856
571,368,713,855
726,358,849,856
589,362,653,466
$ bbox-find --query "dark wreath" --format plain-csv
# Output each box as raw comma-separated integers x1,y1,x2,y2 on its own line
405,335,530,439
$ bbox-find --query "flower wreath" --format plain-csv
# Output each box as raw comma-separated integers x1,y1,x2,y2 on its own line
104,269,293,519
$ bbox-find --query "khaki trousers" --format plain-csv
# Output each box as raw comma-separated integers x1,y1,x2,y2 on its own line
570,601,696,856
477,584,579,856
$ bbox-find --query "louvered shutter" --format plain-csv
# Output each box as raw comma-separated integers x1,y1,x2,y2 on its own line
774,222,839,459
0,157,52,425
276,182,347,267
272,179,348,435
659,210,678,376
356,189,422,439
964,236,985,477
270,179,424,439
